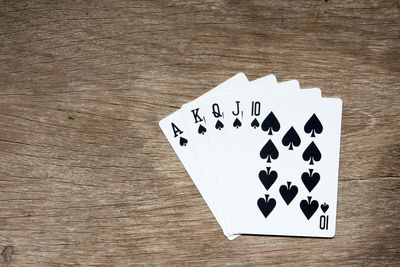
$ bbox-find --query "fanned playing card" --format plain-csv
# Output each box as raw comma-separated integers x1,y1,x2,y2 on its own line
186,76,282,237
229,94,342,238
223,87,322,236
181,74,277,239
187,80,323,237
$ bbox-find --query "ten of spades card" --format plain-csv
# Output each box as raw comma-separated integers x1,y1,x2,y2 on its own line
229,94,342,238
197,82,322,237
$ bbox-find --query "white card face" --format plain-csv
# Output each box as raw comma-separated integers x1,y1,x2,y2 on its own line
222,88,322,236
159,73,249,237
159,110,219,218
181,75,277,238
193,81,321,238
193,79,279,237
229,95,342,238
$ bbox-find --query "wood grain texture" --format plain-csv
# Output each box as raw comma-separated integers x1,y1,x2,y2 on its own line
0,0,399,266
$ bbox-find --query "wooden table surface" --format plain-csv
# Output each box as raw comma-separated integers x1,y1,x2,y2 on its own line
0,1,399,266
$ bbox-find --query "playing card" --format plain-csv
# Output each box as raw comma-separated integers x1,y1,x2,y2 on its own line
188,79,322,238
181,74,277,239
229,94,342,238
159,73,249,238
205,85,322,237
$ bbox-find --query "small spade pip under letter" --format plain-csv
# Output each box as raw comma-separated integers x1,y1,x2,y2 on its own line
233,118,242,128
215,120,224,130
198,125,207,135
251,118,260,129
179,137,188,146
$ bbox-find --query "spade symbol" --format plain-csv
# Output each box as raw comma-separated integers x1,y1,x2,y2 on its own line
282,126,301,150
321,203,329,213
179,137,188,146
233,118,242,128
279,182,298,205
260,139,279,163
302,141,321,165
198,125,207,135
301,169,320,192
259,167,277,191
251,118,260,129
261,112,280,135
304,113,323,137
215,120,224,130
257,194,276,218
300,196,319,220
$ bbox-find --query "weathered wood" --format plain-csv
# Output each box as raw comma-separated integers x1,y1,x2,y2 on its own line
0,0,399,265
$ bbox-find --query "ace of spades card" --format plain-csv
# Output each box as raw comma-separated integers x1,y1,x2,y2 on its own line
230,94,342,238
